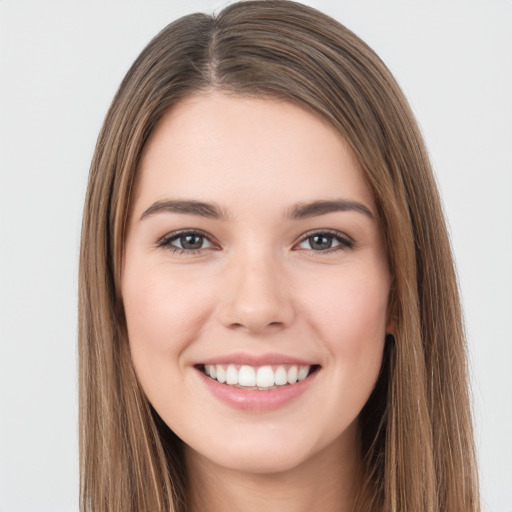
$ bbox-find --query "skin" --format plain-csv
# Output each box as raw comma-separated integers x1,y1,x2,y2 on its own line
122,92,391,512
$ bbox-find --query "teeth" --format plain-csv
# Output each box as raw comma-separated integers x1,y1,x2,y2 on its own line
297,365,309,381
216,365,226,383
239,365,256,386
287,365,298,384
226,364,238,385
256,366,275,387
202,364,313,388
274,366,288,386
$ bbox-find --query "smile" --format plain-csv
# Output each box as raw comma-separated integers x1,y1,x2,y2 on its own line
200,364,319,390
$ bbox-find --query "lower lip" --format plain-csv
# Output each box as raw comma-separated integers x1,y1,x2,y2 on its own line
196,368,319,411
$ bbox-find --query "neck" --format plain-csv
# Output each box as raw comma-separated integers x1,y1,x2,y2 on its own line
185,424,365,512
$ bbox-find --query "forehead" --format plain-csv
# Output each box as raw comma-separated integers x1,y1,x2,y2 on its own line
133,92,374,216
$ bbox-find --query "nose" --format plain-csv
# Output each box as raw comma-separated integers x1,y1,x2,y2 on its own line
217,250,295,334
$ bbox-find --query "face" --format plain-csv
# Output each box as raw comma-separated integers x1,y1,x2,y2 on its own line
122,93,391,475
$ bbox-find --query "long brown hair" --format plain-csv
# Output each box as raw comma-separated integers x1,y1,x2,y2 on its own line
79,1,480,510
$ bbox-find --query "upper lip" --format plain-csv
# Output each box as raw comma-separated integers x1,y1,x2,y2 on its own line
197,352,318,367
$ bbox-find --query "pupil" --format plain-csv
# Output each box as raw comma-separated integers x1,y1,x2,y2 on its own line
181,234,203,249
311,235,332,250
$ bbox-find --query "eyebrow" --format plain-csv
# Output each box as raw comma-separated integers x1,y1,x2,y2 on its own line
286,199,374,220
140,200,229,221
140,198,374,222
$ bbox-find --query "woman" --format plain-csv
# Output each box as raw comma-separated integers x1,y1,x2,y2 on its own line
79,1,480,510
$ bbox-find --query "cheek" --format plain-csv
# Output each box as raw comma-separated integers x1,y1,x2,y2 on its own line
307,267,389,340
304,268,389,385
122,264,214,372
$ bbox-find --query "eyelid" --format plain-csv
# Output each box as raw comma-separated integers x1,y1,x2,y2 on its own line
156,228,354,254
293,229,355,251
156,229,218,251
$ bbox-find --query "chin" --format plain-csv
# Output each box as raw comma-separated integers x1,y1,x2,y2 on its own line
196,443,310,475
182,423,327,476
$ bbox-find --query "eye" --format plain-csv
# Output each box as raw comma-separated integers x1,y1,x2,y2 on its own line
157,230,216,254
295,230,354,252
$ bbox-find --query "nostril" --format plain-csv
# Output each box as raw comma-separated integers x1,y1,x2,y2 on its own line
216,278,295,333
225,319,287,333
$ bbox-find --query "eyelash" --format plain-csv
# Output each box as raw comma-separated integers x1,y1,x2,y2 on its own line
295,229,354,253
156,229,216,255
156,229,355,255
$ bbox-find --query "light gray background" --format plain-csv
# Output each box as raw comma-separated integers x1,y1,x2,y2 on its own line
0,1,510,511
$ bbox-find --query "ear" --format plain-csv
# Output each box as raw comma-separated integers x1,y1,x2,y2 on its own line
385,313,396,337
385,332,396,346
